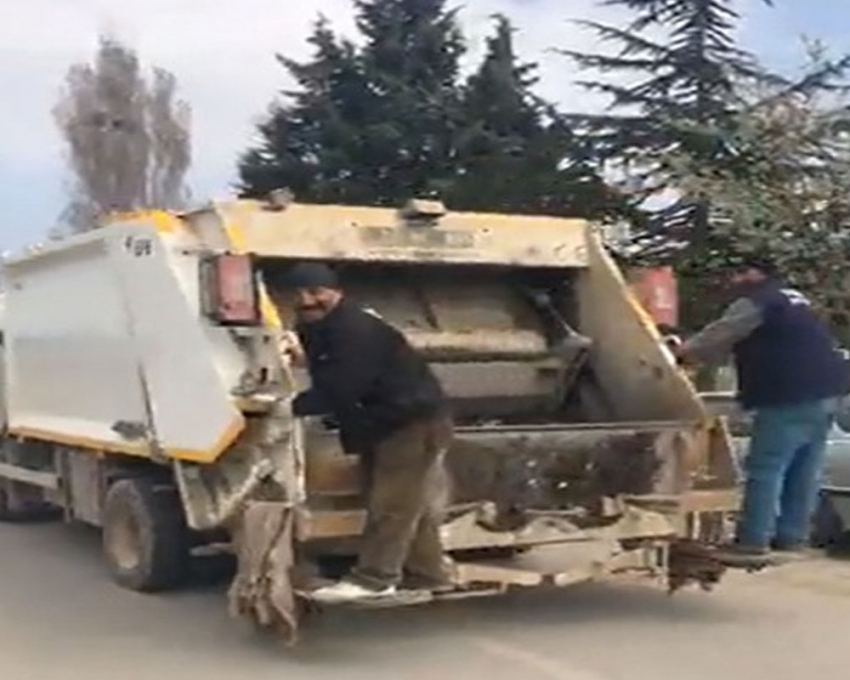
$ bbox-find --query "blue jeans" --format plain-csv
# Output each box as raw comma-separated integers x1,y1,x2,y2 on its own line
737,399,834,548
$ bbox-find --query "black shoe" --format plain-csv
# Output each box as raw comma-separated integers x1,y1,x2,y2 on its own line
711,543,774,568
770,539,807,553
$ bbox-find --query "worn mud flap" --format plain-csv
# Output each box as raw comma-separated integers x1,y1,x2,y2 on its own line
668,540,781,593
228,501,300,646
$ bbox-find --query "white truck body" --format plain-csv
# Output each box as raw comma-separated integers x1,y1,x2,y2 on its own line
0,199,745,642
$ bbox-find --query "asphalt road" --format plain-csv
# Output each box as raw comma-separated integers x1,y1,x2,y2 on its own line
3,521,850,680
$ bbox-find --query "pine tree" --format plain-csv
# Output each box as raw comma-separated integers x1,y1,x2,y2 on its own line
567,0,772,148
347,0,467,202
564,0,775,250
566,2,850,335
238,0,466,205
238,0,614,217
449,15,615,217
238,17,372,203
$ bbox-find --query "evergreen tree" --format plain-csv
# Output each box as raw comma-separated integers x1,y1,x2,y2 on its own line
657,48,850,334
238,17,372,203
238,0,466,205
238,0,614,218
353,0,466,202
566,2,850,335
564,0,775,250
449,15,615,217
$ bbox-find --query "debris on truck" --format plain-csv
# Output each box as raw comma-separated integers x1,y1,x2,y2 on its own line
0,197,745,643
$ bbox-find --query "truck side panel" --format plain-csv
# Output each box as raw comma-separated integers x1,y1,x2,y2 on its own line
106,225,245,462
4,236,151,454
3,226,246,463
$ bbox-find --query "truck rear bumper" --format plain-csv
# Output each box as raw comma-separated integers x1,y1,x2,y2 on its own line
295,536,732,610
297,540,670,609
295,489,740,549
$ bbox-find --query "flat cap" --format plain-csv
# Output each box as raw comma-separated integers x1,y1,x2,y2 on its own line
284,262,341,289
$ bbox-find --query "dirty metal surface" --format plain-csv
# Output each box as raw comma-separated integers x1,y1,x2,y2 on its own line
446,425,669,530
295,540,668,611
667,540,728,593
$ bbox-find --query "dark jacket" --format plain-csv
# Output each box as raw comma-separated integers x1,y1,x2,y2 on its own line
734,280,850,409
291,300,446,453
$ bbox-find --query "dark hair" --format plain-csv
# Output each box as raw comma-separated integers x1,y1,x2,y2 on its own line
730,254,778,277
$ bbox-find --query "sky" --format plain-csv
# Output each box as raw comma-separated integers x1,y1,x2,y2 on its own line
0,0,847,253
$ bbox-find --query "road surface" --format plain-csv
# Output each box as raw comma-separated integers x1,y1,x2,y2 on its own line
2,521,850,679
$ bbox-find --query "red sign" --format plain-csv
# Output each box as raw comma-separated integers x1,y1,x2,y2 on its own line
628,266,678,328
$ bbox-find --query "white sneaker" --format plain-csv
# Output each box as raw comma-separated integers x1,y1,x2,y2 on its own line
310,580,396,604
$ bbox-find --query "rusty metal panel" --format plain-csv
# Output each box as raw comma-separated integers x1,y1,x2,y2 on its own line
446,423,690,515
406,330,550,361
203,201,590,268
576,233,704,422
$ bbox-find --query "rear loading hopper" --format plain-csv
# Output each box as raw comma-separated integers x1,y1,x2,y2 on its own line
218,200,742,621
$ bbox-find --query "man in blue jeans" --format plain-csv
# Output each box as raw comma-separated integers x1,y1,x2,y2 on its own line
676,256,849,560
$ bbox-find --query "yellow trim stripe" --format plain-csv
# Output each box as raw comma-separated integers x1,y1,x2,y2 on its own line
8,415,245,465
223,220,248,251
43,208,251,464
101,209,181,234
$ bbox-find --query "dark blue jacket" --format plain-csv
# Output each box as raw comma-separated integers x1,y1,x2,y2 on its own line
734,280,849,409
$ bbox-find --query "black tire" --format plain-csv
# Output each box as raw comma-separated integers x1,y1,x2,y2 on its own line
102,477,190,592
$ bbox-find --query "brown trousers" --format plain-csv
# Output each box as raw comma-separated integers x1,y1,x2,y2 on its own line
349,413,453,590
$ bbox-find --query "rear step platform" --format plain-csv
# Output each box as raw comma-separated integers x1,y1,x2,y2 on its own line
295,546,664,608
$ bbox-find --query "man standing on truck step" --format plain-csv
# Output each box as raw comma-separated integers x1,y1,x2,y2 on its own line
281,262,453,603
674,256,850,562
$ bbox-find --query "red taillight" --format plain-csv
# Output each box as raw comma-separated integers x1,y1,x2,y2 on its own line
200,253,260,325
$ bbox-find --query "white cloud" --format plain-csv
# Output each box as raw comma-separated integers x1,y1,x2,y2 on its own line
0,1,619,206
0,0,776,247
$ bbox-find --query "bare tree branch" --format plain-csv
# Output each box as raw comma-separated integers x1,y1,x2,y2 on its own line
53,36,191,234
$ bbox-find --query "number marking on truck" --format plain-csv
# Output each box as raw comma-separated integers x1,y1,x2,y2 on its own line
124,236,154,257
360,226,475,251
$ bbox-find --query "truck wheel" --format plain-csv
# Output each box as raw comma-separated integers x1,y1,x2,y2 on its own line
102,478,190,592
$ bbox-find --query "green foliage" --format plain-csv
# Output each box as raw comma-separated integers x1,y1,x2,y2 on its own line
238,2,615,217
566,1,850,334
660,49,850,333
238,16,377,203
447,15,617,217
564,0,777,252
239,0,466,205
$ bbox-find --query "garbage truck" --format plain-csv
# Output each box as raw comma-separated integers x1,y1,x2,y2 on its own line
0,197,745,642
